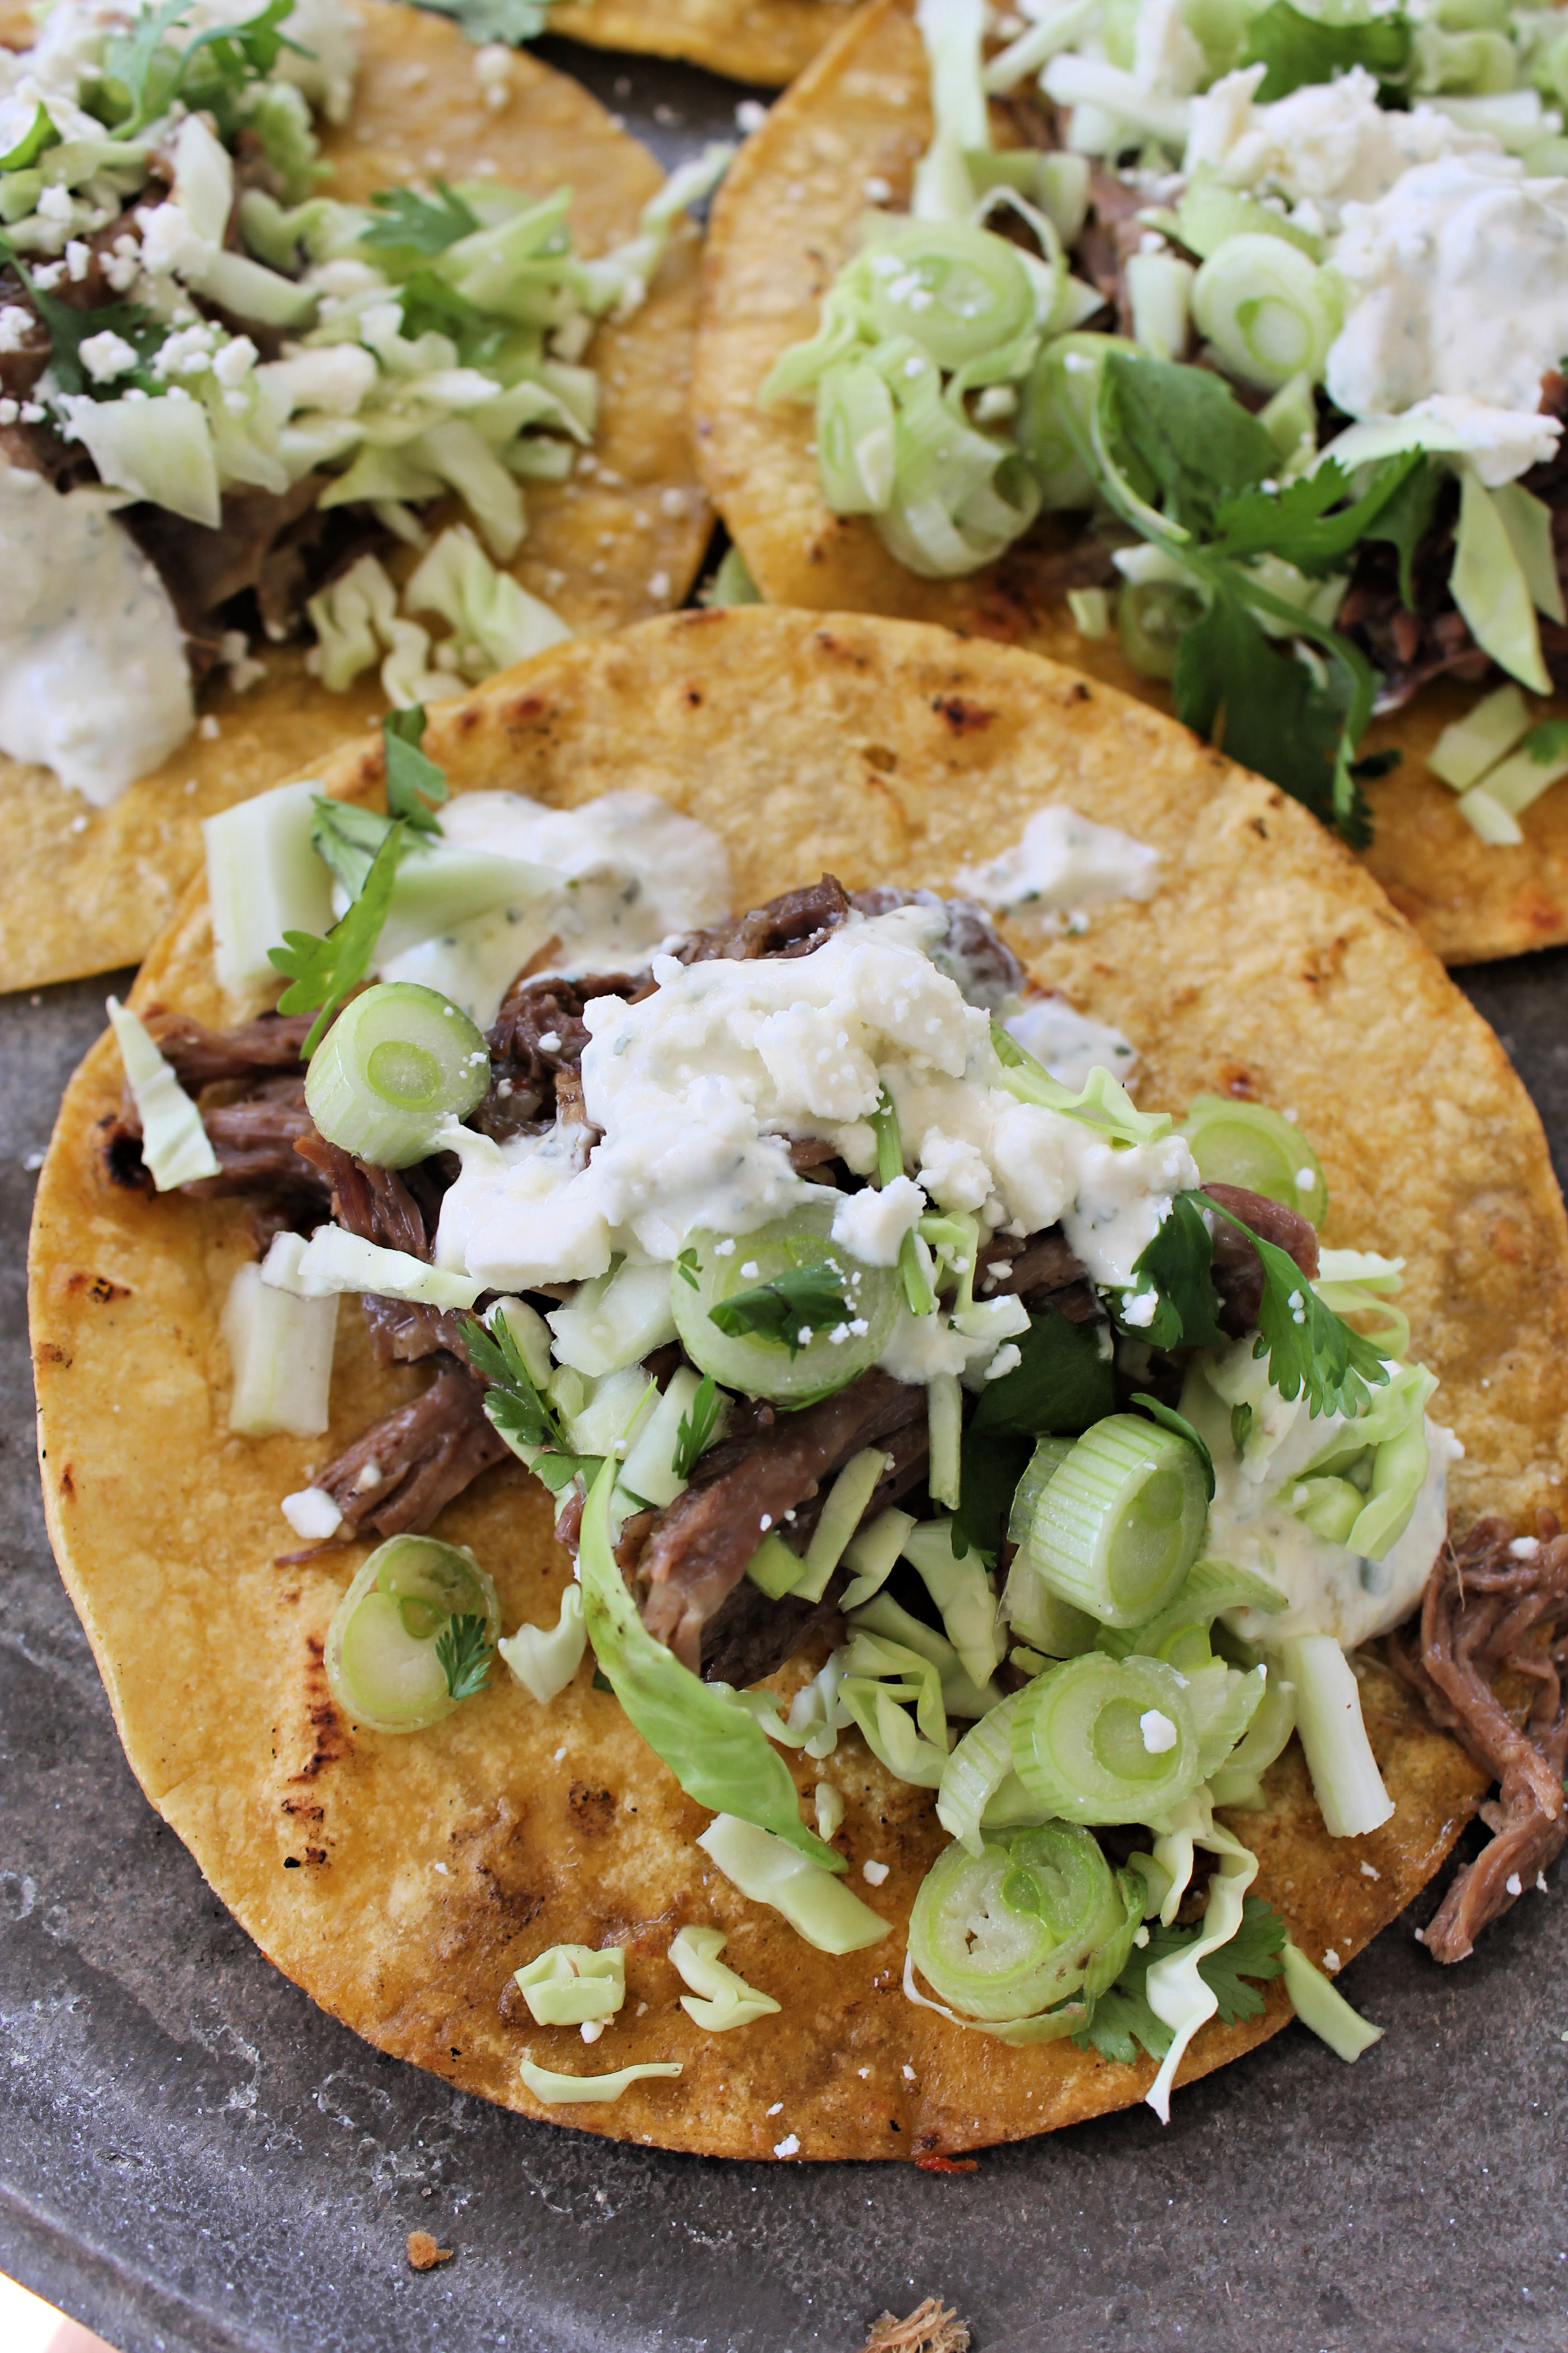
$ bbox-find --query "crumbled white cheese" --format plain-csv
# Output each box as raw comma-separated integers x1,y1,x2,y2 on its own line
862,1859,890,1885
773,2133,800,2158
1139,1708,1178,1755
280,1486,345,1541
831,1174,925,1267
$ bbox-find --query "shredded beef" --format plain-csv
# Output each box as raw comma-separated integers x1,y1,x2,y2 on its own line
700,1577,849,1690
474,970,644,1141
975,1226,1096,1319
1387,1512,1568,1961
310,1361,510,1541
849,888,1026,1013
1202,1182,1320,1334
101,1069,333,1216
634,1369,929,1672
675,875,854,966
293,1133,446,1260
143,1009,312,1090
1075,168,1145,337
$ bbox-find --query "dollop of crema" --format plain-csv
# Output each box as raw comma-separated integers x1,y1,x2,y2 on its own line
0,465,192,804
954,805,1162,925
1187,65,1568,483
433,900,1195,1299
1184,1335,1463,1650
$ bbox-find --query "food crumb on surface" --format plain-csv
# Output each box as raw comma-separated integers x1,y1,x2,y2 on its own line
1323,1949,1341,1971
766,2100,783,2116
863,1860,889,1885
406,2231,452,2272
773,2132,800,2158
859,2293,971,2352
902,2063,916,2081
1360,1862,1380,1879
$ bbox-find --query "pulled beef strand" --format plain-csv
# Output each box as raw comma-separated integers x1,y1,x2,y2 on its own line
293,1133,474,1370
310,1362,510,1542
141,1009,313,1089
675,875,853,966
1202,1182,1319,1335
475,969,643,1142
635,1370,929,1672
1388,1513,1568,1962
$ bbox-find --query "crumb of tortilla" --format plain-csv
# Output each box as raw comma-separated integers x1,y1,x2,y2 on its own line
860,2296,970,2352
407,2230,453,2272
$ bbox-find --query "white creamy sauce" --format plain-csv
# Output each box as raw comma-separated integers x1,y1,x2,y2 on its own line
1184,66,1568,481
1182,1337,1463,1649
432,902,1198,1295
0,465,192,803
955,806,1161,923
380,790,732,1024
1006,994,1138,1091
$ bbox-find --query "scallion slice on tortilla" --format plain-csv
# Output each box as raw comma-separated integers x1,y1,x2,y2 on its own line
670,1197,898,1405
303,981,489,1166
1179,1094,1328,1225
1024,1413,1209,1627
907,1824,1140,2023
325,1536,499,1733
1010,1653,1200,1824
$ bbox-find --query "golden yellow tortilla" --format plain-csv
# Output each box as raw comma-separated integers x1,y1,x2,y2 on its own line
32,608,1567,2158
0,0,712,994
690,0,1568,967
549,0,851,87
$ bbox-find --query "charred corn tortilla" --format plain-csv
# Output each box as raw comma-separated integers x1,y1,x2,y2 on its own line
690,0,1568,969
547,0,850,87
30,606,1568,2158
0,0,710,996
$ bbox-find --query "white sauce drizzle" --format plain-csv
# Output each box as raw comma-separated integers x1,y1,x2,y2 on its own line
954,805,1161,923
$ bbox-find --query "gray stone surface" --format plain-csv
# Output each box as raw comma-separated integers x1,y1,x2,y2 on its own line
1,38,1566,2353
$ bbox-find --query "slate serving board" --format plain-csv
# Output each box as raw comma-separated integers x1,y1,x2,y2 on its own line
2,35,1566,2353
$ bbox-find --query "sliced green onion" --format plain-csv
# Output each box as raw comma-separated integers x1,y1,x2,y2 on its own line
927,1371,963,1509
1291,1475,1365,1545
696,1815,889,1953
1189,1659,1268,1777
745,1531,808,1600
816,357,897,512
325,1536,499,1734
221,1262,337,1438
1067,586,1111,638
901,1949,1088,2043
513,1944,625,2027
1280,1938,1384,2062
837,1671,949,1786
520,2057,682,2105
1191,234,1341,391
1018,329,1136,509
106,998,220,1191
1027,1413,1209,1628
839,1505,917,1610
1259,370,1318,463
864,219,1036,373
303,981,488,1168
670,1196,898,1406
1455,784,1524,844
667,1926,781,2031
1125,252,1194,361
793,1446,891,1604
902,1518,1003,1688
1011,1651,1200,1823
1097,1556,1287,1666
1206,1663,1297,1809
203,781,335,997
1276,1634,1393,1838
1346,1403,1431,1560
1176,179,1322,262
1428,682,1534,790
936,1691,1025,1854
1179,1094,1328,1225
498,1584,586,1705
907,1823,1139,2022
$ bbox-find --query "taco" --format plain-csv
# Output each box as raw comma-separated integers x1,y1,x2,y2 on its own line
691,0,1568,965
0,0,717,994
546,0,850,86
29,608,1568,2159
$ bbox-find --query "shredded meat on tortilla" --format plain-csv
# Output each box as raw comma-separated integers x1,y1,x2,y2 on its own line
309,1361,510,1542
1202,1181,1320,1332
1387,1511,1568,1961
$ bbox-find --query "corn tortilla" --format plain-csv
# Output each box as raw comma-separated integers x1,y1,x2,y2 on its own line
0,0,711,994
690,0,1568,967
31,607,1568,2158
548,0,849,88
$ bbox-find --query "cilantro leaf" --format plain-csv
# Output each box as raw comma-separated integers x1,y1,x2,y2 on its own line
362,180,480,258
1240,0,1411,100
1211,454,1422,578
671,1373,723,1483
0,103,60,172
459,1310,563,1450
393,267,510,368
1171,585,1369,844
436,1610,493,1702
1230,1401,1253,1453
1206,1196,1391,1419
674,1246,701,1291
383,706,449,834
268,817,405,1054
0,232,162,399
1103,352,1276,538
413,0,553,43
709,1264,850,1356
1123,1190,1224,1352
95,0,191,134
1076,1895,1287,2065
1360,457,1443,611
968,1305,1115,1438
310,797,395,898
955,1427,1029,1560
1130,1392,1215,1500
1523,719,1568,763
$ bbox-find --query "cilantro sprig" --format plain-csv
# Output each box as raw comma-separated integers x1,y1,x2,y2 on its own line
709,1263,851,1357
458,1310,602,1494
0,103,60,173
383,705,449,834
1239,0,1411,102
436,1611,493,1702
269,819,405,1055
95,0,307,140
671,1373,723,1482
0,229,163,399
1075,1895,1286,2067
362,180,480,257
412,0,553,45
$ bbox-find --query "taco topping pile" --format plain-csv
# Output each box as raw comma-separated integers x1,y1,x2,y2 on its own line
763,0,1568,847
95,741,1567,2114
0,0,722,803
